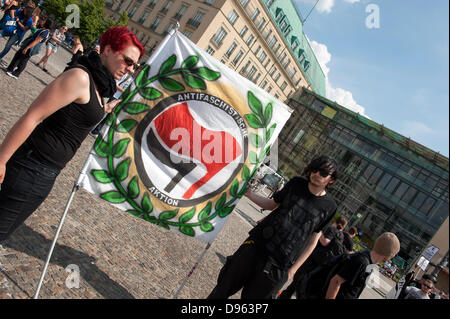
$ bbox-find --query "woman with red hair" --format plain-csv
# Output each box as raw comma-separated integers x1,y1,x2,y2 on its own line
0,26,144,242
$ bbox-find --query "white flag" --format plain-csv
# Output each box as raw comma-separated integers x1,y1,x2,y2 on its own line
79,31,292,243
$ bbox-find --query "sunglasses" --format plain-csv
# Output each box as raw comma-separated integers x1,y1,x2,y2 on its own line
423,284,433,289
121,54,139,69
312,168,332,178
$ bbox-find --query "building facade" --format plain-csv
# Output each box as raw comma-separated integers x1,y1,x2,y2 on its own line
104,0,326,100
277,88,449,271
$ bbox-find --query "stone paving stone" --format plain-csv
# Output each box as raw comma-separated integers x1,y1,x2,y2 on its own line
0,37,258,299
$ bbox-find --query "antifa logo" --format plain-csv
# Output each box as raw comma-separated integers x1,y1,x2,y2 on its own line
134,94,248,207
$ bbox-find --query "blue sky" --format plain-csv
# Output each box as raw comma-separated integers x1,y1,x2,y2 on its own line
293,0,449,157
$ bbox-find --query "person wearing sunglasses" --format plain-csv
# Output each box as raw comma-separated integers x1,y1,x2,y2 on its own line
0,26,144,243
208,155,340,299
404,275,435,299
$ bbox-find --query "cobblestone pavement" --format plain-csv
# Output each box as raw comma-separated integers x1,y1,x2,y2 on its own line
0,38,266,299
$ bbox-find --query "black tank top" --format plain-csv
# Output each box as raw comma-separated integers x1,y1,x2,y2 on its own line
29,65,105,169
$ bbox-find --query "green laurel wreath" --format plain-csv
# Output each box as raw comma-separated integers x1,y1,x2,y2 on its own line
89,54,275,237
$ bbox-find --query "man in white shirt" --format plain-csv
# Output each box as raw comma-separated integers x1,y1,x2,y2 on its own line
404,277,435,299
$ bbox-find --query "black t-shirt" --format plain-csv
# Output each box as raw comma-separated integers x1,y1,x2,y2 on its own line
335,250,372,299
249,176,337,268
343,232,354,252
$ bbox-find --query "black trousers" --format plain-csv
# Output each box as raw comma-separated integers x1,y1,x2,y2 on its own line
0,142,60,243
207,239,288,299
6,49,31,77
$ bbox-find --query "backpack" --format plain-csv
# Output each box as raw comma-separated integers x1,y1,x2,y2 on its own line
1,14,17,36
296,253,351,299
20,28,48,56
311,230,346,266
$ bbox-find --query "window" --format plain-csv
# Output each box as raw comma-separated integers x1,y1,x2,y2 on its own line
246,66,257,80
362,164,376,181
257,17,266,30
225,42,237,58
173,4,188,19
205,0,215,4
283,60,290,69
376,173,392,191
241,60,251,74
188,11,205,28
240,26,248,38
139,12,150,24
265,0,274,7
150,17,161,30
274,73,280,82
251,8,260,21
267,86,273,93
393,182,409,200
246,34,254,46
205,46,215,55
420,197,436,215
239,0,250,8
232,50,244,66
257,51,267,63
227,10,239,25
401,187,417,205
280,81,287,91
260,80,267,89
268,35,277,48
160,1,173,14
212,27,227,46
128,6,138,18
411,192,427,210
368,168,383,185
278,52,287,64
385,177,400,194
289,68,297,79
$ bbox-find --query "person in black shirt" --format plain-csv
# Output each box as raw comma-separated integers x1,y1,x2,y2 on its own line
343,226,357,253
207,156,339,299
279,215,347,299
325,232,400,299
0,26,144,242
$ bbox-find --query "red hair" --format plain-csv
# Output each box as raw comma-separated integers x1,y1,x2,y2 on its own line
100,26,145,59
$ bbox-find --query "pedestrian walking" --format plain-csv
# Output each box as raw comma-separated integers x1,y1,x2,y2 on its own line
36,25,67,72
0,5,34,62
207,155,339,299
343,226,357,253
296,232,400,299
279,215,348,299
4,16,52,79
0,26,144,243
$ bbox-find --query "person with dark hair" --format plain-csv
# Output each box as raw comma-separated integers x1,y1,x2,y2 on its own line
0,26,145,242
404,274,435,299
207,155,339,299
36,25,67,73
0,4,34,61
4,16,52,79
279,215,348,299
343,226,357,253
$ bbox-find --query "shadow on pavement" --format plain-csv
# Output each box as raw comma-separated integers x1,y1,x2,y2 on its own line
4,225,135,299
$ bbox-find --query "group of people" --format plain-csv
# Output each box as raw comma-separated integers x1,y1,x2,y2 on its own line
0,19,443,300
0,0,72,79
207,156,401,299
386,267,448,299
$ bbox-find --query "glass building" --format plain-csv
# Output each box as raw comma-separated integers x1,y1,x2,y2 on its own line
277,88,449,270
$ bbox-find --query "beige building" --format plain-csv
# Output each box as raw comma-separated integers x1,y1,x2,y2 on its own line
105,0,326,102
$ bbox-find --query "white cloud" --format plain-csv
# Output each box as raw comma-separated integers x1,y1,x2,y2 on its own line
296,0,359,14
295,0,335,14
309,40,369,117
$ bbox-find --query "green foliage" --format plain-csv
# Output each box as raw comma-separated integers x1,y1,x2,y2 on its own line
42,0,129,46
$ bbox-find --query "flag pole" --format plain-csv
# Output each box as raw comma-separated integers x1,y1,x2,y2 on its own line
33,155,92,299
173,242,211,299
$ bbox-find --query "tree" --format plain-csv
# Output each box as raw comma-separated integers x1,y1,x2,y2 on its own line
41,0,128,46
